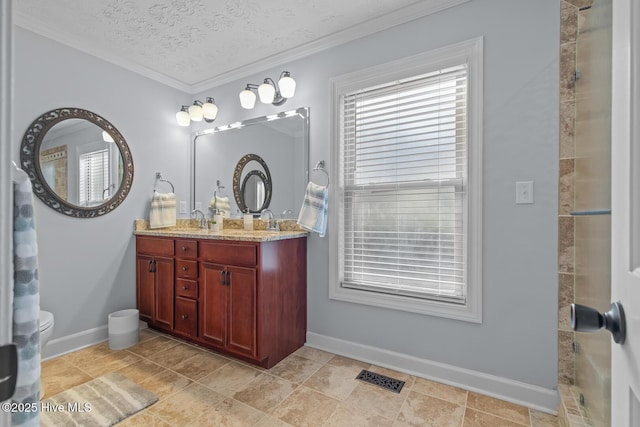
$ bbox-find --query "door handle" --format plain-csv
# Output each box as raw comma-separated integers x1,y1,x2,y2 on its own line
220,270,226,286
571,302,626,344
225,270,231,286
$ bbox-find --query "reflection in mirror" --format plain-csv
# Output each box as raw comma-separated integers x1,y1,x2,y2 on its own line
20,108,133,218
241,171,267,212
192,107,309,218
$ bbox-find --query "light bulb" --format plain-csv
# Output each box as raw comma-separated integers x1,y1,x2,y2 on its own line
202,100,218,121
188,104,203,121
239,89,257,109
176,110,190,126
278,75,296,98
258,82,276,104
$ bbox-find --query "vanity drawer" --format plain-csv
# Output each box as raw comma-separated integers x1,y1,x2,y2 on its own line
176,279,198,299
174,297,197,337
136,236,174,257
176,239,197,259
200,242,257,267
176,260,197,279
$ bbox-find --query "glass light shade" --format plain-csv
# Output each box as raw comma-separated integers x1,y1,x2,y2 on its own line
188,104,203,121
202,101,219,120
176,110,190,126
278,75,296,98
101,130,115,142
258,83,276,104
239,89,257,109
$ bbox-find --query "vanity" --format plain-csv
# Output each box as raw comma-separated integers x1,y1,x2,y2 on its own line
135,222,307,369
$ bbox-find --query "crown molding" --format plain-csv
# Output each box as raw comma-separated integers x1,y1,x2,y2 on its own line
15,0,469,95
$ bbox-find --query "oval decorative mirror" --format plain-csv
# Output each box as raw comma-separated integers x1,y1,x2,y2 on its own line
20,107,134,218
232,154,272,214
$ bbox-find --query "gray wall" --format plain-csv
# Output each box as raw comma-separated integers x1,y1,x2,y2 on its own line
13,0,559,392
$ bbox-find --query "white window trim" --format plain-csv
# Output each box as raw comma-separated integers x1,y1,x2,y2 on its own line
329,37,483,323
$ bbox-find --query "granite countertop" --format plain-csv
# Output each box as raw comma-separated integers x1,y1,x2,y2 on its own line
134,219,308,242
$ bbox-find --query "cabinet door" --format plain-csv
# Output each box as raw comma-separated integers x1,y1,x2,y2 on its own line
154,256,174,330
136,255,155,324
175,297,197,337
200,262,226,348
227,266,257,358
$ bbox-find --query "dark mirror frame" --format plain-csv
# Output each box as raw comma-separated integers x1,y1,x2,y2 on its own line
20,107,134,218
232,154,272,214
240,170,269,213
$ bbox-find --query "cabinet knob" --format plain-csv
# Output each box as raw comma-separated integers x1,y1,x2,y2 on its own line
181,246,188,251
182,285,188,290
182,266,188,271
181,314,188,320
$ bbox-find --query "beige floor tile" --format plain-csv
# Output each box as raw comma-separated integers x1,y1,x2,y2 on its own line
60,341,112,368
40,358,92,397
269,354,324,384
146,342,204,367
343,381,410,420
196,397,265,426
397,391,465,427
81,351,142,377
271,386,339,427
150,383,225,425
303,362,363,401
466,392,531,425
138,328,161,342
463,408,529,426
117,409,172,426
127,335,180,358
324,403,393,427
327,355,371,370
254,415,295,426
171,351,229,380
199,361,262,396
293,345,335,363
412,377,468,406
139,369,192,400
116,359,166,384
233,373,297,412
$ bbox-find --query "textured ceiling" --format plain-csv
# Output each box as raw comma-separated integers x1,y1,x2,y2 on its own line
15,0,462,92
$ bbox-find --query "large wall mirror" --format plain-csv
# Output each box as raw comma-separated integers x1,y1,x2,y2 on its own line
192,107,309,218
20,108,134,218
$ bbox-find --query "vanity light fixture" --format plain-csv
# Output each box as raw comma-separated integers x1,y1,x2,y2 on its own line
176,97,218,126
239,71,296,109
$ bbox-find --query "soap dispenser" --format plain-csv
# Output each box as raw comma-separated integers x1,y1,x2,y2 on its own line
243,210,254,231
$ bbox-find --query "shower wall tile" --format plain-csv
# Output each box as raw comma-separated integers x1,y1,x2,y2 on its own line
558,330,575,385
565,0,593,9
558,273,574,331
561,2,578,45
560,43,576,102
558,216,575,274
560,100,575,159
559,159,575,215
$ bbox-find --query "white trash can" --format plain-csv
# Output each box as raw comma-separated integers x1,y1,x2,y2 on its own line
108,309,139,350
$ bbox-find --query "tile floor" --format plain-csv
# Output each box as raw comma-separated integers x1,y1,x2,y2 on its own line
41,329,559,426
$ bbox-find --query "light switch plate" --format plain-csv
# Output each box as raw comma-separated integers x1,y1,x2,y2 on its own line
179,200,187,214
516,181,534,204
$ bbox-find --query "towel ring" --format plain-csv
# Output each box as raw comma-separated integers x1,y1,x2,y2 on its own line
154,172,175,193
313,160,329,187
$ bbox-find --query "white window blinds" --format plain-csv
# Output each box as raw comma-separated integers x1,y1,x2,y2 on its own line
339,64,468,303
79,149,109,206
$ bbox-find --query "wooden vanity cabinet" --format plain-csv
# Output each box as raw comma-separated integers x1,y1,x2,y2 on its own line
135,236,174,330
135,234,307,369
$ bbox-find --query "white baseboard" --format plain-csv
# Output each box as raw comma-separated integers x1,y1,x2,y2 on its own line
306,331,559,414
42,321,148,361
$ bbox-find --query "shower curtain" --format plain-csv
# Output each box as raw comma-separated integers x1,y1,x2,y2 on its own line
11,177,40,427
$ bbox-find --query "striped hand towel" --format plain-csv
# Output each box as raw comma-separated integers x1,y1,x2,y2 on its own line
297,182,328,237
149,192,177,228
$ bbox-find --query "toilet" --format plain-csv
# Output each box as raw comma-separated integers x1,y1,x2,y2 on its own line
39,310,54,399
39,310,54,351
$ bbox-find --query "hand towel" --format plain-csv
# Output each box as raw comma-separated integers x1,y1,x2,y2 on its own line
210,196,231,218
149,192,177,228
297,182,328,237
13,177,40,427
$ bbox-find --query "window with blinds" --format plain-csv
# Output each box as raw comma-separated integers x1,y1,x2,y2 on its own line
79,149,110,206
339,64,468,303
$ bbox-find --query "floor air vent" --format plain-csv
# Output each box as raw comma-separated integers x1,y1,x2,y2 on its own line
355,369,405,393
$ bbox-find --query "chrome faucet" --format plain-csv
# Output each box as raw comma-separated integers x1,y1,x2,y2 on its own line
261,209,279,231
191,209,208,229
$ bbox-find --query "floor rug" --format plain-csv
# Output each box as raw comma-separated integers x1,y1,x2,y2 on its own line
40,372,158,426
